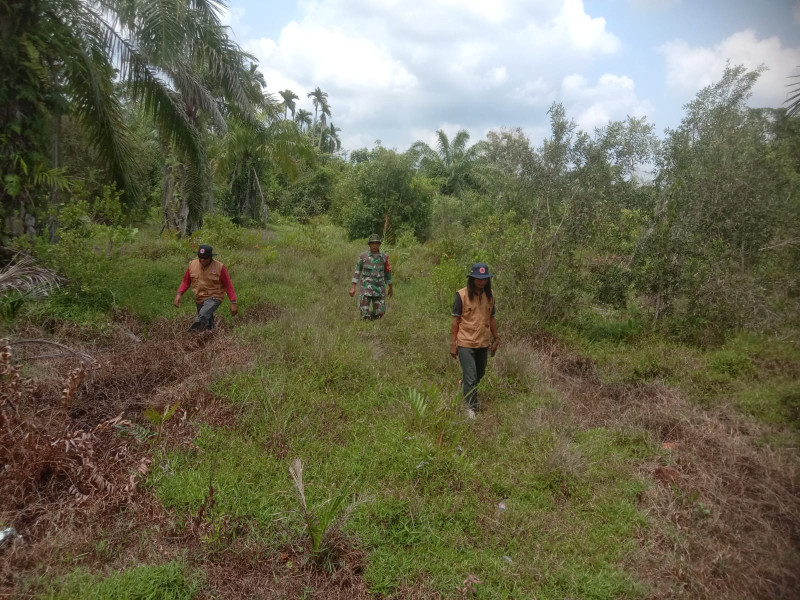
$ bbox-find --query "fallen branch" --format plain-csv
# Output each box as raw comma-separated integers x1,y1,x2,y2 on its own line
4,339,95,362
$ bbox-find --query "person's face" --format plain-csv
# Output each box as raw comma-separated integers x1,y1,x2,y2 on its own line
369,242,381,253
473,277,488,290
199,257,212,268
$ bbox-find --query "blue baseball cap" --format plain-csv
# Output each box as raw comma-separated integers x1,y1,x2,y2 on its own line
469,263,493,279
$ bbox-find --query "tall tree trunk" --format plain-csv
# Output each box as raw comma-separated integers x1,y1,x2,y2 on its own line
160,162,176,234
253,167,268,223
48,112,61,243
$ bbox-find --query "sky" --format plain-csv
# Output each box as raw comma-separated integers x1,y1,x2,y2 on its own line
220,0,800,153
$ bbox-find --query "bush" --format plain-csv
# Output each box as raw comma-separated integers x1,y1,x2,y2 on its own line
190,214,259,250
708,350,754,378
576,309,644,343
431,258,467,311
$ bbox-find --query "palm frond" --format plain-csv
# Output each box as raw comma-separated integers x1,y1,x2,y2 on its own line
56,10,140,201
166,65,228,131
786,69,800,117
451,129,471,156
435,130,451,164
0,254,62,298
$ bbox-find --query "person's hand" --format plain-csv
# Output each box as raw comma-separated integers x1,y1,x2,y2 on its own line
491,338,500,356
388,284,394,298
349,284,356,297
173,293,182,308
450,343,458,359
230,303,238,316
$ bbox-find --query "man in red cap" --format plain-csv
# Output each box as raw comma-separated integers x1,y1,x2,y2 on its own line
173,244,237,331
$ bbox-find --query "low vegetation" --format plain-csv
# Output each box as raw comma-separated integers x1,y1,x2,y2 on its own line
1,218,797,599
1,3,798,596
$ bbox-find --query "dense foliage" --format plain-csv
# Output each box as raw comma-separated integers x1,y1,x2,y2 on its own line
0,2,797,346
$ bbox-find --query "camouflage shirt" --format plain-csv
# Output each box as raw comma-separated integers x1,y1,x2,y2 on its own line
352,251,392,295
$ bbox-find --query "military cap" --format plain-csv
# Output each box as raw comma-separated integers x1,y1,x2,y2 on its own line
368,234,382,243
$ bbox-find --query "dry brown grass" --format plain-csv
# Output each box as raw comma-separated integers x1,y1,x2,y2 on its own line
525,336,800,600
0,316,256,595
0,305,378,598
198,530,370,600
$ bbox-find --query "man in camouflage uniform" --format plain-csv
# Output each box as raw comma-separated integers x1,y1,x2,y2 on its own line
349,234,393,320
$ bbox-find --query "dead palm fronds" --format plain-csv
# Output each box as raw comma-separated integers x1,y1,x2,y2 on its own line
0,253,62,299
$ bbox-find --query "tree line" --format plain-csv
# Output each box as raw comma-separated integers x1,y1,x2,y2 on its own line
1,1,798,344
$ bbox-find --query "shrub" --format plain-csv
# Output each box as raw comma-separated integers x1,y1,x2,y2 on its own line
190,214,259,250
708,350,754,378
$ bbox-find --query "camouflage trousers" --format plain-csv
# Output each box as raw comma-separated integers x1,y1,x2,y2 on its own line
359,293,386,320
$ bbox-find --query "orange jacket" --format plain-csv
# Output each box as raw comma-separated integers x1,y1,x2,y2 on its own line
455,287,494,348
178,259,236,303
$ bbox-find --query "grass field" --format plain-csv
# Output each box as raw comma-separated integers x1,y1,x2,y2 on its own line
2,219,798,599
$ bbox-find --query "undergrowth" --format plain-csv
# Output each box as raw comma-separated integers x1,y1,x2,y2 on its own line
2,219,798,599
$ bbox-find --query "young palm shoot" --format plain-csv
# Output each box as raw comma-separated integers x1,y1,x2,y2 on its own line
288,458,366,557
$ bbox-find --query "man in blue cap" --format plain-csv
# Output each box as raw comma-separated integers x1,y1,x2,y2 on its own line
450,263,500,419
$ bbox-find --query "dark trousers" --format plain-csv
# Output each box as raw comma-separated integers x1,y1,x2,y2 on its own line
458,346,488,411
191,298,222,331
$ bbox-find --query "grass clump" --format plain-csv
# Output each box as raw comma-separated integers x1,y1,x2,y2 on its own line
40,561,201,600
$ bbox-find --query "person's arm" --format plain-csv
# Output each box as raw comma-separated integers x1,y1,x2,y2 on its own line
450,316,460,358
384,255,393,297
220,266,238,315
450,292,462,358
174,268,191,307
490,316,499,355
349,257,363,297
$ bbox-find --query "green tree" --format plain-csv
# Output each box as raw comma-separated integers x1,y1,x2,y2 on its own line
307,87,328,146
636,64,797,339
214,114,312,224
408,129,494,196
337,147,433,241
317,99,332,150
295,109,312,133
279,89,299,120
0,0,262,239
784,66,800,117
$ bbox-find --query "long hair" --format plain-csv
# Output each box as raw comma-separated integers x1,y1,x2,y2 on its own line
467,277,492,302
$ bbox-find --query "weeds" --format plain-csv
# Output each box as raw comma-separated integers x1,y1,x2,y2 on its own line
143,402,180,445
406,386,464,450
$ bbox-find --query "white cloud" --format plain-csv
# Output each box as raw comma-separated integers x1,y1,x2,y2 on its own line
219,4,250,40
628,0,680,9
556,0,620,53
561,73,654,131
511,78,555,106
239,0,623,150
659,30,800,108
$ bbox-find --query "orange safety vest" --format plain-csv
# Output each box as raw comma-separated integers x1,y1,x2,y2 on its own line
188,259,226,303
456,287,494,348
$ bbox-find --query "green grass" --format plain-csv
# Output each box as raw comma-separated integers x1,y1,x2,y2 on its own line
18,217,799,598
38,561,201,600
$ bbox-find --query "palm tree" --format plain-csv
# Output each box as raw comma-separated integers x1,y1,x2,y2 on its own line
786,67,800,117
1,0,261,236
247,63,267,100
318,100,332,150
214,113,313,223
307,87,328,146
408,129,494,196
325,123,342,153
295,109,312,133
279,89,299,120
